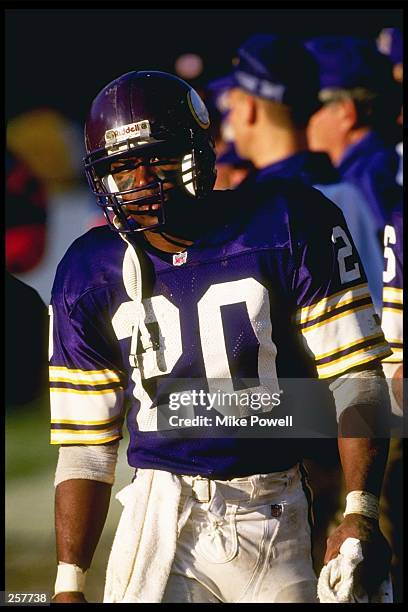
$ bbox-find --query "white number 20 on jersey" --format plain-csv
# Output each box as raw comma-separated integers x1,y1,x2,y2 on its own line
112,278,279,431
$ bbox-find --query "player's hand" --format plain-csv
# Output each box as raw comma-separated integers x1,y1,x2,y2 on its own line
52,591,88,603
324,514,391,596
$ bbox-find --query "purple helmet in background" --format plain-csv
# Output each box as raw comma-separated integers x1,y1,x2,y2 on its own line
84,71,216,233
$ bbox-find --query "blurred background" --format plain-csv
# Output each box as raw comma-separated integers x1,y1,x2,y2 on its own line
5,6,403,603
5,7,403,304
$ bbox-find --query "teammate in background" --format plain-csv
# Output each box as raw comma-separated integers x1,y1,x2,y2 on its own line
305,35,404,600
50,70,392,603
214,35,383,312
377,27,403,125
382,208,403,414
213,142,252,191
376,28,403,405
305,36,402,231
205,77,253,190
380,205,403,601
377,27,403,193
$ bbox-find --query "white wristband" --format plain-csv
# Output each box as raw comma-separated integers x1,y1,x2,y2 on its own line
54,563,87,596
344,490,379,521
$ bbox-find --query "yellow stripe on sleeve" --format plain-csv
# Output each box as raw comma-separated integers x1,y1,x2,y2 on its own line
50,414,122,426
296,283,369,324
49,377,121,386
312,332,385,361
49,366,120,375
50,433,122,445
383,287,403,303
51,424,121,435
299,304,373,334
316,345,392,379
382,306,403,314
49,366,121,384
316,341,389,371
50,387,123,396
382,351,403,363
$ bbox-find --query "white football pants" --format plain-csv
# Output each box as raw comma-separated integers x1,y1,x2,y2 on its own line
162,463,318,603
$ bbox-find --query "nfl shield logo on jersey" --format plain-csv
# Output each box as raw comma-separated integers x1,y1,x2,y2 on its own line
173,251,188,266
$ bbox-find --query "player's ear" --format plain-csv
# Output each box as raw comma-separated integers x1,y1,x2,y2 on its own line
337,98,358,132
246,95,257,126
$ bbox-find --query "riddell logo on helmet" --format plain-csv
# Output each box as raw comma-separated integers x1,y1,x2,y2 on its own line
105,121,151,144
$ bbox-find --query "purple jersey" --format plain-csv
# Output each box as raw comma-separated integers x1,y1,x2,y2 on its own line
49,181,390,477
247,151,384,312
337,131,402,229
382,207,403,363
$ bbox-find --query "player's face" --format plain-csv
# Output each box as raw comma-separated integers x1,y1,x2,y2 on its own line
109,154,180,228
225,88,251,158
306,101,344,154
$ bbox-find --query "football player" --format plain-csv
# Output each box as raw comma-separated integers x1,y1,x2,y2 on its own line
382,207,403,415
305,36,402,231
380,205,403,601
206,76,253,191
216,33,387,575
210,35,384,313
50,70,392,603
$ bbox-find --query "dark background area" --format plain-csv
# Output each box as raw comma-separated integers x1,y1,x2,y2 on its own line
6,7,403,123
4,6,404,604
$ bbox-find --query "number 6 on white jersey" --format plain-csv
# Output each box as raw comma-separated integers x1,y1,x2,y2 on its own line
383,224,396,283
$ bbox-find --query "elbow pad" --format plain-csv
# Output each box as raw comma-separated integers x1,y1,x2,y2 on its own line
54,442,119,487
329,366,391,422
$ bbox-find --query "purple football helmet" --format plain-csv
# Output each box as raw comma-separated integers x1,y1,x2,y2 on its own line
84,70,216,233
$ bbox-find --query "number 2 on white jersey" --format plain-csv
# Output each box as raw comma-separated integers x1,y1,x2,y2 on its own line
332,225,361,284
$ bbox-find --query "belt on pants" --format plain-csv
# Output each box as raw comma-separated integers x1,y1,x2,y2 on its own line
181,476,213,503
179,464,300,504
